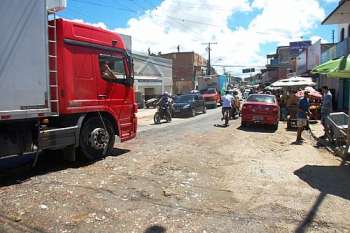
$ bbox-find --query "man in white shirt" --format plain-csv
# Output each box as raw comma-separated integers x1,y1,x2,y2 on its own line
221,90,234,120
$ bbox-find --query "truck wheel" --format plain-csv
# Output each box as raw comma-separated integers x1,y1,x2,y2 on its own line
79,117,115,161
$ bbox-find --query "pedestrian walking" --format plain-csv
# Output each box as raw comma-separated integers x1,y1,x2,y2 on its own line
320,86,333,138
296,91,310,142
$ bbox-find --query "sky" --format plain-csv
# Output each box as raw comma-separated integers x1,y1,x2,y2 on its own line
58,0,340,75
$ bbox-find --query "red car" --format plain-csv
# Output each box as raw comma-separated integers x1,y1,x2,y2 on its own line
241,94,280,130
200,88,220,108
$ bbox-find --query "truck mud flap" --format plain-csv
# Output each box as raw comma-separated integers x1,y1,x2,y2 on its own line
39,126,78,150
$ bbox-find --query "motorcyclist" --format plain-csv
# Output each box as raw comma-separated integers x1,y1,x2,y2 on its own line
221,90,234,121
157,92,171,117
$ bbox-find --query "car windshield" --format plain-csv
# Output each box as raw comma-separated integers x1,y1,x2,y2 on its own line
174,95,194,103
200,89,216,94
247,95,275,104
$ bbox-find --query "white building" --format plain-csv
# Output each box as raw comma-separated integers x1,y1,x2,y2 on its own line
133,53,173,101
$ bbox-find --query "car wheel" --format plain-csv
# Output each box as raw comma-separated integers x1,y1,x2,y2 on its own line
272,123,278,131
191,108,196,117
203,106,207,114
241,121,248,127
79,116,115,161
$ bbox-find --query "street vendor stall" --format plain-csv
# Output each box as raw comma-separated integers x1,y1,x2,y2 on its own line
271,76,316,88
270,77,316,129
295,87,322,120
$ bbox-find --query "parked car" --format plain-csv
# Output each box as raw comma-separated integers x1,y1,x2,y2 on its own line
145,97,159,108
172,94,206,117
241,94,280,130
243,89,251,99
200,88,221,108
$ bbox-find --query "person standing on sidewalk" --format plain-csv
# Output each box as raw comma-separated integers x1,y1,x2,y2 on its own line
320,86,333,138
296,91,310,142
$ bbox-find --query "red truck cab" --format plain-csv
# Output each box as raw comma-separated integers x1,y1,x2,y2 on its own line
0,3,137,163
200,88,220,108
48,19,137,160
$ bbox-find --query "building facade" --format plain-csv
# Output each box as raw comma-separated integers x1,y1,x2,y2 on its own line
133,53,172,106
318,0,350,110
160,52,207,94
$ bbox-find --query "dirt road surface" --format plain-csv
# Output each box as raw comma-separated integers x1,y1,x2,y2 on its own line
1,108,350,233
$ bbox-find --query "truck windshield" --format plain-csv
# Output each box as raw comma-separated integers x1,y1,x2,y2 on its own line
99,55,126,80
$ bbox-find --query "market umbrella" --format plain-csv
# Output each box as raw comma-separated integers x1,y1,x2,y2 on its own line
271,76,316,87
328,55,350,78
295,87,322,98
311,57,342,75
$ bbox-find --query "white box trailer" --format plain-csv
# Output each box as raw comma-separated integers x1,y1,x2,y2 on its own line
0,0,65,120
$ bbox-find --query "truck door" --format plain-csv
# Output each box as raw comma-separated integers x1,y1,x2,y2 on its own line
97,54,134,139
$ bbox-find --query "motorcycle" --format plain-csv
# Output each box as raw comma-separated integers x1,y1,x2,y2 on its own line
154,103,172,124
229,97,241,119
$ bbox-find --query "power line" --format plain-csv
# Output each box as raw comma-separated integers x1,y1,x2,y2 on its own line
70,0,137,13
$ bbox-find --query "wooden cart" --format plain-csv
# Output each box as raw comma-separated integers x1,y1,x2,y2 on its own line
325,112,349,157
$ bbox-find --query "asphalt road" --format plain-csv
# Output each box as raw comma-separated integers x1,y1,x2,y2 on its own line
1,108,350,233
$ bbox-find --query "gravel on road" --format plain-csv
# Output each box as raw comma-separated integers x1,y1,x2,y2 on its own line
1,108,350,233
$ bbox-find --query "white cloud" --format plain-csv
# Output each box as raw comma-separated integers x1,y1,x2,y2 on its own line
67,0,327,75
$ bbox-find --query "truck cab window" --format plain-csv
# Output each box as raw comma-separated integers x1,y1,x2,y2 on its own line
99,55,126,81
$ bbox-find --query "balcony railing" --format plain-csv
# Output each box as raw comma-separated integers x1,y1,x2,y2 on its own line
321,46,336,63
336,37,350,58
321,37,350,63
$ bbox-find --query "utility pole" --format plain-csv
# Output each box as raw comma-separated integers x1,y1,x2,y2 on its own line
202,42,217,75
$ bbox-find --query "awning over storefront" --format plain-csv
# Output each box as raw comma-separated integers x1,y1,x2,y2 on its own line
311,57,342,75
328,55,350,78
312,56,350,79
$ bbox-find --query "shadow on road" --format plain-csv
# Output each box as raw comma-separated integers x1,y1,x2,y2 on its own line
294,160,350,232
144,225,167,233
237,125,276,133
214,123,229,128
294,163,350,200
0,148,130,187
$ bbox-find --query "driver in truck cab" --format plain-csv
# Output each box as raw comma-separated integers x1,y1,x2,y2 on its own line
101,60,117,80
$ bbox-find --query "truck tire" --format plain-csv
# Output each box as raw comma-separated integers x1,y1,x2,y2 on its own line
79,116,115,161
